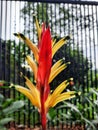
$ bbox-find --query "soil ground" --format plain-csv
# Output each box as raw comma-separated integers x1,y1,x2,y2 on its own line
6,122,85,130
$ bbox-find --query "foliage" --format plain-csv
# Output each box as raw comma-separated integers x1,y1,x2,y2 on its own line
0,93,24,129
47,87,98,130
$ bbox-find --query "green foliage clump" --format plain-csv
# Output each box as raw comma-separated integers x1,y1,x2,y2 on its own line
0,93,24,130
47,88,98,130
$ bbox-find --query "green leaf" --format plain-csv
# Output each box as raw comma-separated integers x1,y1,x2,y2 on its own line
91,88,98,96
0,117,13,126
3,100,24,115
58,102,81,115
82,117,96,130
2,98,13,108
58,101,96,130
47,108,57,120
0,94,4,102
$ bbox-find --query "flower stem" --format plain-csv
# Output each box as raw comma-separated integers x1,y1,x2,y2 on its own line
40,87,47,130
41,109,47,130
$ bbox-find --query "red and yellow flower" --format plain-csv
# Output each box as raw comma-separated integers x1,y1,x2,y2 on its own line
13,17,80,130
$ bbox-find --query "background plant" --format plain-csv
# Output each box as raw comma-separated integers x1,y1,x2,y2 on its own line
47,87,98,130
0,93,24,130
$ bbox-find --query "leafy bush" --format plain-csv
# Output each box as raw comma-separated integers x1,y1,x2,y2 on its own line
47,88,98,130
0,93,24,130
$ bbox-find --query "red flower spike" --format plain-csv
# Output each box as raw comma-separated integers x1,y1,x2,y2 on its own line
37,26,52,130
37,26,52,96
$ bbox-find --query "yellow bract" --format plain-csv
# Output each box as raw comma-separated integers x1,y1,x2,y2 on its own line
24,76,40,107
49,63,66,83
11,85,40,109
45,80,70,109
13,33,39,61
51,59,63,73
52,37,68,57
35,16,42,41
26,55,37,80
50,92,76,107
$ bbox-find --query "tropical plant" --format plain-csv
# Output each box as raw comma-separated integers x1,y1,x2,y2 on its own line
10,17,80,130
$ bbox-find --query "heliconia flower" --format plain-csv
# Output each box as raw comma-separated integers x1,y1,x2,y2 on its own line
13,17,80,130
